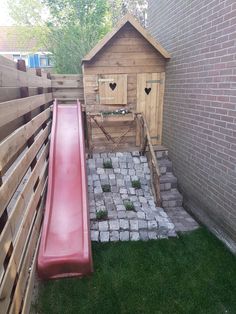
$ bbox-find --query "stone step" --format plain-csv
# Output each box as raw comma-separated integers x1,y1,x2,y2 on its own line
158,158,173,174
160,173,177,191
161,189,183,208
155,149,168,160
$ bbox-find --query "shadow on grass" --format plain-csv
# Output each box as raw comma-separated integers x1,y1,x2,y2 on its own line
34,228,236,314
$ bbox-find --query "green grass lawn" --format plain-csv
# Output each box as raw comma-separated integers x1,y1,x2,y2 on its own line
34,228,236,314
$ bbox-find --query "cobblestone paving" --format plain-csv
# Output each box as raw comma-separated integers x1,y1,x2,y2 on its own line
87,151,177,242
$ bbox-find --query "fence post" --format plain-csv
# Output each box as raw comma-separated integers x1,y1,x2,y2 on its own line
17,60,37,169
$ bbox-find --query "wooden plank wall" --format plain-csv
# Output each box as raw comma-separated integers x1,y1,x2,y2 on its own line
0,56,53,314
51,74,84,104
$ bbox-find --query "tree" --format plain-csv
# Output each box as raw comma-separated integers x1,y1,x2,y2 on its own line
7,0,49,53
43,0,111,73
8,0,148,73
109,0,148,27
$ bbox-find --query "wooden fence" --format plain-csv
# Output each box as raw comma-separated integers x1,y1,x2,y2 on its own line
0,56,52,313
51,74,84,104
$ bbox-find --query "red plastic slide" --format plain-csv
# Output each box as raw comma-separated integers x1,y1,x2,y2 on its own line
37,100,93,279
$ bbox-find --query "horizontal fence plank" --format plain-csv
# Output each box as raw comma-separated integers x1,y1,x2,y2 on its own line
0,108,51,173
0,165,47,313
0,64,51,88
51,77,83,88
0,93,53,128
51,74,82,80
0,143,49,281
0,122,51,218
0,56,16,69
0,87,21,103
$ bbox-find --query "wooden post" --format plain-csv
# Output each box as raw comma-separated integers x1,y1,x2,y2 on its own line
17,60,37,170
87,114,93,158
140,114,162,206
47,72,52,93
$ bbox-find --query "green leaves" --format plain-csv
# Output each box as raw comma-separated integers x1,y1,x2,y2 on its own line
7,0,148,73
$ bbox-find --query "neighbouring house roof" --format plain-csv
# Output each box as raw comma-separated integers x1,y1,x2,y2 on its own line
82,13,171,63
0,26,42,53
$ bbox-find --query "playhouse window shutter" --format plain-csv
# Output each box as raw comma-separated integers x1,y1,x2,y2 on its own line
98,74,127,105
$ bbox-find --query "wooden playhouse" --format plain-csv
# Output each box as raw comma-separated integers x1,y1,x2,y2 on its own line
82,14,170,153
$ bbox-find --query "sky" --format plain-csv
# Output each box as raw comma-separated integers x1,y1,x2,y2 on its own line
0,0,13,25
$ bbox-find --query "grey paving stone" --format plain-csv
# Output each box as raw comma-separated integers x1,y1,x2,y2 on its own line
90,206,96,213
130,220,139,231
121,194,129,200
97,168,105,175
139,231,148,241
129,187,136,195
137,211,146,219
91,230,99,241
90,213,96,219
126,211,137,219
108,211,118,219
98,221,109,231
100,231,110,242
148,231,157,240
120,231,129,241
110,231,119,241
140,156,147,163
114,198,123,205
116,204,126,211
133,157,140,164
130,232,140,241
132,151,140,157
138,220,148,230
94,187,103,194
118,211,126,219
129,169,135,176
90,221,98,230
148,220,158,230
109,220,120,231
119,219,129,230
139,196,148,203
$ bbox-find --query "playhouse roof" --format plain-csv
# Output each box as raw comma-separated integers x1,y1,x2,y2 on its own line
82,13,171,63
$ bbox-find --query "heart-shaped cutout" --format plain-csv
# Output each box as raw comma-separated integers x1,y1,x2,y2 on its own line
109,82,117,91
145,87,151,95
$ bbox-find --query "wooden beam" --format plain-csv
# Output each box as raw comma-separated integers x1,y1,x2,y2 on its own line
0,93,53,128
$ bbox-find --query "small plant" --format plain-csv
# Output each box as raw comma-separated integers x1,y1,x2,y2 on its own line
102,184,111,192
124,201,135,211
103,160,113,169
96,209,108,220
132,180,141,189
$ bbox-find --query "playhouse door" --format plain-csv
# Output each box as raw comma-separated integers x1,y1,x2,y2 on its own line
137,72,165,145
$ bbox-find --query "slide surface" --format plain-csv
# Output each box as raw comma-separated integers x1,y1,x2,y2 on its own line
38,101,93,279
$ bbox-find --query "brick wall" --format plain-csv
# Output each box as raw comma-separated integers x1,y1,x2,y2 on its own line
148,0,236,252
